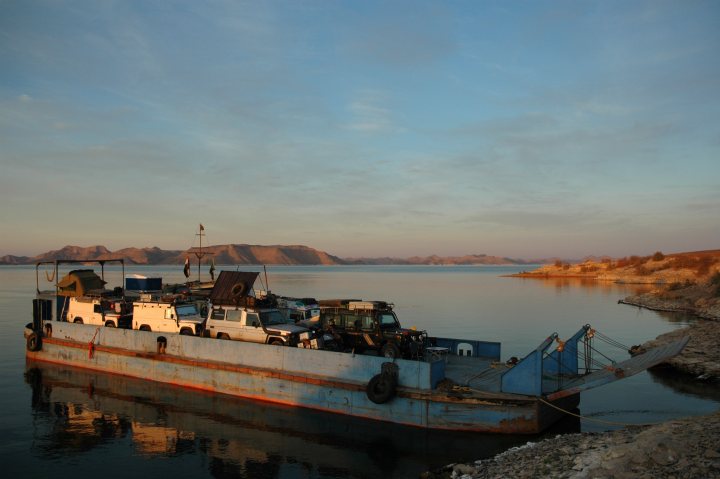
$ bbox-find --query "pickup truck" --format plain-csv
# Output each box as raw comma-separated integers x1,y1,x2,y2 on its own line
204,304,312,346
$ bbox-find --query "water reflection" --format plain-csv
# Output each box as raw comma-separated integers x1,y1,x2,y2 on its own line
648,366,720,402
513,276,653,297
25,360,579,478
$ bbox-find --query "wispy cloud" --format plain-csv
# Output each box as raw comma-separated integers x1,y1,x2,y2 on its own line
345,91,399,133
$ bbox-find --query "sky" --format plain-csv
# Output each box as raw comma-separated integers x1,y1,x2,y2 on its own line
1,0,719,259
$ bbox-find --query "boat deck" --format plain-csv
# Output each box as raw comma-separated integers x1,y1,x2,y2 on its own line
443,355,506,393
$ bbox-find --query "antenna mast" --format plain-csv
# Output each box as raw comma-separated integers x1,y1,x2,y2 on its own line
188,224,212,282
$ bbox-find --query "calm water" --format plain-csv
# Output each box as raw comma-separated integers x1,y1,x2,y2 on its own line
1,265,717,478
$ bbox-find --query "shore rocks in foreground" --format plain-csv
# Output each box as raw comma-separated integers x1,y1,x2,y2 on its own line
423,411,720,479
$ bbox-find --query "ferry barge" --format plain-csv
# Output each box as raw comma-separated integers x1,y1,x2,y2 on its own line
24,260,688,434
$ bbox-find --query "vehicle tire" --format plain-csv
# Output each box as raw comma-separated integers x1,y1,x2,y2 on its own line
218,333,231,340
269,338,284,346
179,328,193,336
139,325,151,332
105,321,116,327
26,332,42,352
73,318,84,324
366,374,396,404
381,343,401,359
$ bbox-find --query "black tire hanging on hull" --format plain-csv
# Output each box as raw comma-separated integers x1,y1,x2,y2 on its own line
366,374,397,404
26,332,42,352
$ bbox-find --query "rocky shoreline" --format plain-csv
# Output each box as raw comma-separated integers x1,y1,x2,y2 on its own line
422,411,720,479
620,287,720,321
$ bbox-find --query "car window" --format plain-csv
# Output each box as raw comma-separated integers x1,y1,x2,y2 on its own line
211,308,225,320
226,310,242,322
247,313,260,327
361,315,374,330
342,314,357,329
321,312,338,327
260,310,286,326
176,304,199,317
379,313,398,327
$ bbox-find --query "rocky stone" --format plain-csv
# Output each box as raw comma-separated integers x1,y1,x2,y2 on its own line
423,411,720,479
633,320,720,381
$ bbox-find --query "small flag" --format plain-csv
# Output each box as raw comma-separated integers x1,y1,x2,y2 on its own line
209,258,216,281
199,223,204,231
183,257,190,278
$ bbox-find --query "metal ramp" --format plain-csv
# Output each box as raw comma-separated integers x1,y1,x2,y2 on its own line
492,324,689,398
544,336,689,400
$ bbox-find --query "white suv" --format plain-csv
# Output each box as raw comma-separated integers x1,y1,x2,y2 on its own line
132,299,205,336
65,295,132,328
204,305,310,346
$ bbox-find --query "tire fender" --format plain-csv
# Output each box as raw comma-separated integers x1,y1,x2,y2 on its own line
366,374,397,404
27,332,42,352
366,362,399,404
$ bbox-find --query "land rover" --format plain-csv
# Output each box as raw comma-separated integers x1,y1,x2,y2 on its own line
65,295,132,328
319,300,427,358
132,297,205,336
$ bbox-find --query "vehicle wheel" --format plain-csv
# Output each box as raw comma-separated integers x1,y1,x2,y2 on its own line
218,333,231,340
324,340,338,351
26,332,42,352
73,318,84,324
366,374,397,404
381,343,401,359
269,339,284,346
105,321,116,328
139,325,151,332
179,329,193,336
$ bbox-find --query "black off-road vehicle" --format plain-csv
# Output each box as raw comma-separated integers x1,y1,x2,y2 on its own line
318,299,427,359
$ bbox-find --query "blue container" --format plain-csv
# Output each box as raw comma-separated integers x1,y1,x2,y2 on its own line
125,277,163,291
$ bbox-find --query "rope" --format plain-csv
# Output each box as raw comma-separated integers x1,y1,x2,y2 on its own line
594,331,630,351
537,397,658,427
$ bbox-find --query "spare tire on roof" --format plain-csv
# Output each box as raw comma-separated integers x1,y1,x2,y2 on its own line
231,283,246,299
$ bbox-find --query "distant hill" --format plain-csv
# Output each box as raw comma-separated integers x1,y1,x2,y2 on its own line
344,254,535,265
513,249,720,285
1,245,550,266
0,244,344,266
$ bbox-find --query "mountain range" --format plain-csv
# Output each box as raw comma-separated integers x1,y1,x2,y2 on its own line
0,245,538,266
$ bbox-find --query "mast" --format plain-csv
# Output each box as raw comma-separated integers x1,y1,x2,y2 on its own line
188,224,212,283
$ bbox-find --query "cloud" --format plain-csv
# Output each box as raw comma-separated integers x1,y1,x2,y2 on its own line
345,90,400,133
